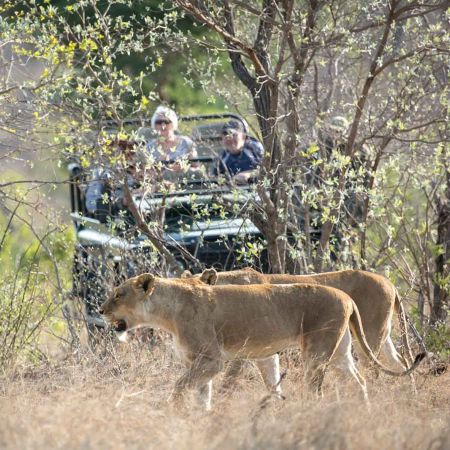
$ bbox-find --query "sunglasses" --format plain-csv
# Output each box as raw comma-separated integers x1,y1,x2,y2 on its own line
155,119,172,125
222,130,239,137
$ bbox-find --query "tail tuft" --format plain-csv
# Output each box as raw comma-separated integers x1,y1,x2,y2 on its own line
414,352,427,364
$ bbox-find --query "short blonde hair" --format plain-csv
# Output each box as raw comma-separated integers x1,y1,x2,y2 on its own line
151,105,178,130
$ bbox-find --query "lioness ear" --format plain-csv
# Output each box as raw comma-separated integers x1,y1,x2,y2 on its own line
200,268,218,285
181,270,193,279
135,273,155,293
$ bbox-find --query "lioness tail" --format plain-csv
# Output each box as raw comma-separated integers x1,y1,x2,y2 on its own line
349,300,426,377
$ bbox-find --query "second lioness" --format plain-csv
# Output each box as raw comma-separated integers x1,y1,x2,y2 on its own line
184,267,411,370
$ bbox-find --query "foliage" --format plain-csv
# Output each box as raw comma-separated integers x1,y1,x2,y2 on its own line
4,0,224,110
410,306,450,359
0,247,56,368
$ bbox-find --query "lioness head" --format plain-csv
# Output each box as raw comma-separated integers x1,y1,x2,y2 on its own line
99,273,155,340
181,267,219,286
199,268,218,285
181,268,218,285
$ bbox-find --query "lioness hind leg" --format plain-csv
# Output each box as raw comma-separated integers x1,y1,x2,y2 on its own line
303,357,328,397
197,380,213,411
356,319,408,372
353,331,385,376
302,343,335,396
380,335,408,371
331,329,368,402
255,354,283,395
381,335,417,393
302,323,350,396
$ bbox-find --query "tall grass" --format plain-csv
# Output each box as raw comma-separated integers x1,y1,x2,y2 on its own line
0,343,448,450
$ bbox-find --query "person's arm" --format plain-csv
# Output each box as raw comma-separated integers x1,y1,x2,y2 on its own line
232,139,263,184
213,150,233,181
252,139,264,165
164,136,196,172
186,138,200,170
233,170,256,184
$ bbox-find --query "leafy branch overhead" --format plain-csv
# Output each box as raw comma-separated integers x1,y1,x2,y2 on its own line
174,0,448,275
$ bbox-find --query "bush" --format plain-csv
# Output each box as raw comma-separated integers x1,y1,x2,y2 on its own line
0,249,56,368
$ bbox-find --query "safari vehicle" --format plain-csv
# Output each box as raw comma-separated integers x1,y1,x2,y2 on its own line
68,114,268,330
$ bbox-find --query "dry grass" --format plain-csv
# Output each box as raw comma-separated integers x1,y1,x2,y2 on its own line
1,341,449,450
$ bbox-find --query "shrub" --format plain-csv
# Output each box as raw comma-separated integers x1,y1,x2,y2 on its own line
0,248,56,368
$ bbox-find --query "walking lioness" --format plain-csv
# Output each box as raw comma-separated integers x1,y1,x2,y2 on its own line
100,273,424,409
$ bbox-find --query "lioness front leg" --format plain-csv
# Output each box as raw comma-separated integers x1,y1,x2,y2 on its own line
221,360,245,392
221,355,282,395
171,356,224,410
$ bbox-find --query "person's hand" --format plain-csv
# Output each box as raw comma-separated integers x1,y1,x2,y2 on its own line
167,162,183,172
233,171,252,185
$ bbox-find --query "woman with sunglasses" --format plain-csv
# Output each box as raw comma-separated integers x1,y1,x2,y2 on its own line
144,106,198,182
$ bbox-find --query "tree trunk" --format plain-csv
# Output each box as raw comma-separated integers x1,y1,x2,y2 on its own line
431,164,450,324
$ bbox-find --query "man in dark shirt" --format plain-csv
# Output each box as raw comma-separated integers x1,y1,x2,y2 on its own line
215,120,263,184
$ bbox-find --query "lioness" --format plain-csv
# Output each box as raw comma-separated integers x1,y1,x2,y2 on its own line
184,267,412,371
100,273,424,409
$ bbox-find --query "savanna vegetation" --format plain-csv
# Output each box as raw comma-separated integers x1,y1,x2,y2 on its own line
0,1,448,448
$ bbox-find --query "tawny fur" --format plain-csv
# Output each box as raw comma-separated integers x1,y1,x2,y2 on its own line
100,274,423,408
184,267,413,370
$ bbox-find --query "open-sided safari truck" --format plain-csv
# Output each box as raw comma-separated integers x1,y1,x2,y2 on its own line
68,114,268,331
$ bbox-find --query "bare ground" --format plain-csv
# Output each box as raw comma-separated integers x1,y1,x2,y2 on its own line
1,341,449,450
